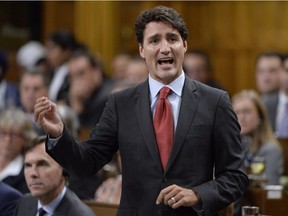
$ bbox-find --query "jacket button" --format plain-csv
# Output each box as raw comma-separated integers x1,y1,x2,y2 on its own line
162,175,167,182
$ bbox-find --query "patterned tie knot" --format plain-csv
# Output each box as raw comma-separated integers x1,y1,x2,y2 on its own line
159,86,171,99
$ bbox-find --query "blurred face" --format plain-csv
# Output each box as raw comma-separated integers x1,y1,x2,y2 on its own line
20,74,48,113
0,126,26,160
112,54,131,80
125,60,149,85
68,57,100,96
233,97,261,135
24,142,65,204
183,54,209,83
256,56,282,94
281,59,288,94
46,40,69,69
139,22,187,85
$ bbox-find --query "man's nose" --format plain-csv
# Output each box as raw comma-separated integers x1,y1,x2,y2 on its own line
160,40,171,54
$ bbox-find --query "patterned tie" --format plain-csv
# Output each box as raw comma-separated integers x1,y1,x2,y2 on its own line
278,102,288,138
38,208,46,216
154,86,174,169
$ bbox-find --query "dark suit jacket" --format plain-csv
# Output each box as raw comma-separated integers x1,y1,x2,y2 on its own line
47,77,248,216
0,81,20,112
262,91,279,132
3,166,29,194
14,188,95,216
0,182,22,216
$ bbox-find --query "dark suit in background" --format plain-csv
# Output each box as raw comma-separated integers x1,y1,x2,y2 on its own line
262,91,279,132
2,167,29,194
47,78,248,216
0,181,22,216
14,188,95,216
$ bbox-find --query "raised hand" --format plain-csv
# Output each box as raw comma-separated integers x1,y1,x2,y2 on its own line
34,97,64,138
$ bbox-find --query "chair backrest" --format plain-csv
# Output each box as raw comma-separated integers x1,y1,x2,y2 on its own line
83,200,118,216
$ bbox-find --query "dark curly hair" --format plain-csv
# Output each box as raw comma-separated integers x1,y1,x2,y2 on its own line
135,5,188,45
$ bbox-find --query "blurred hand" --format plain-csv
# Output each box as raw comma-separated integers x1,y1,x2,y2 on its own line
156,184,201,209
34,96,64,138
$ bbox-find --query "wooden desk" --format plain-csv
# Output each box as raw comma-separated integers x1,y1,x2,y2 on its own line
83,200,118,216
245,187,288,216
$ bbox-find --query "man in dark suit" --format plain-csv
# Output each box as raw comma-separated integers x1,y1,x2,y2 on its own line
34,6,248,216
0,49,20,112
14,136,95,216
0,181,22,216
262,54,288,138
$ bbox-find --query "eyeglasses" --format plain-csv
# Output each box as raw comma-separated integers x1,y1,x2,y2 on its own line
0,131,24,140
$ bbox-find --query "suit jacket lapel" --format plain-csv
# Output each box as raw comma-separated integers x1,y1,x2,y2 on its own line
135,81,163,172
53,189,69,216
165,78,199,172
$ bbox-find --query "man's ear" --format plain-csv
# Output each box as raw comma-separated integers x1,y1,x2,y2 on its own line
139,43,145,59
183,40,188,53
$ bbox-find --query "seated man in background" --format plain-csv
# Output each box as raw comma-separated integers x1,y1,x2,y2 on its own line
183,49,224,90
15,136,95,216
262,54,288,138
255,52,282,98
19,70,49,135
0,181,22,216
124,55,149,86
67,49,114,127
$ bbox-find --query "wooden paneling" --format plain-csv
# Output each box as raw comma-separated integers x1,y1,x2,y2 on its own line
42,1,75,41
74,1,120,76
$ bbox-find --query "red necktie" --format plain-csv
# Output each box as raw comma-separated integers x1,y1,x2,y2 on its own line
154,86,174,169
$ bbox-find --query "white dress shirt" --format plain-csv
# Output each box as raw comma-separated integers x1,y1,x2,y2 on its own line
149,71,185,130
36,186,67,216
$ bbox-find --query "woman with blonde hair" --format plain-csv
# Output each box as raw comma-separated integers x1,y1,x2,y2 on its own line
0,108,37,193
232,89,283,185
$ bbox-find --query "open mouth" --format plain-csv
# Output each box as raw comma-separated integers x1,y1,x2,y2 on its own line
158,57,174,65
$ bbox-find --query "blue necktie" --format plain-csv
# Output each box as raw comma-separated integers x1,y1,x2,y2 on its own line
38,208,46,216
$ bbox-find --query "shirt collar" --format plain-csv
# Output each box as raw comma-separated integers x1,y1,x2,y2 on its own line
0,155,23,180
38,186,67,215
279,91,288,105
149,71,185,100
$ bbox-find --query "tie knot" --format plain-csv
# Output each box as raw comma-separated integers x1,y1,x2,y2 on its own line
159,86,171,99
39,208,46,216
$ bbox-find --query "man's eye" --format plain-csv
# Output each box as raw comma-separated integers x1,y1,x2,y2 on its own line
150,39,158,44
169,37,177,42
24,163,31,168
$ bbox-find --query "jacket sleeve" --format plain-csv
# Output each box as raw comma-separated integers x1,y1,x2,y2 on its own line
192,92,249,215
46,94,119,177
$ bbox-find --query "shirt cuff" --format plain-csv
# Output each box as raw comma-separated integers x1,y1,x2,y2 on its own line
47,134,62,150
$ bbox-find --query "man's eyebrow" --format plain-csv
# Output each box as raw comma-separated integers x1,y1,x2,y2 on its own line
147,34,160,40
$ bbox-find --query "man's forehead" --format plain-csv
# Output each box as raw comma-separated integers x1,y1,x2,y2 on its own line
144,22,179,35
